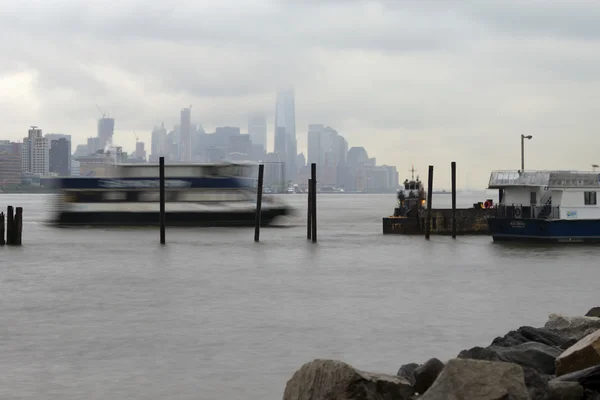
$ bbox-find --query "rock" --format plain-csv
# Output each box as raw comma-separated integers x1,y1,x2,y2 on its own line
545,314,600,341
523,366,552,400
547,380,584,399
459,341,562,375
419,358,529,400
397,363,419,385
554,365,600,393
413,358,444,394
282,359,414,400
556,329,600,376
586,308,600,318
492,326,575,349
583,389,600,399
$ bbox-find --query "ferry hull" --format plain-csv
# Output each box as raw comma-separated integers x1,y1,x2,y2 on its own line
51,207,291,228
487,217,600,242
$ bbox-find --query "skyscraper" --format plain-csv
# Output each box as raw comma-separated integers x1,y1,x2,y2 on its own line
179,106,192,162
22,126,49,175
274,87,297,183
46,134,72,175
97,117,115,151
248,112,267,152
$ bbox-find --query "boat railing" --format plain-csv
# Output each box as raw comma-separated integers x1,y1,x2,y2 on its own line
492,204,560,220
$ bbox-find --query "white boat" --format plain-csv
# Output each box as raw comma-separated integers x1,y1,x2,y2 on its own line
48,162,293,227
487,170,600,242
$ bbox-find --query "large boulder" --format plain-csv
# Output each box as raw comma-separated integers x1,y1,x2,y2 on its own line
547,380,584,399
545,314,600,341
556,329,600,376
553,365,600,393
586,308,600,318
396,363,419,385
282,359,414,400
419,358,529,400
413,358,444,394
459,341,562,375
492,326,575,349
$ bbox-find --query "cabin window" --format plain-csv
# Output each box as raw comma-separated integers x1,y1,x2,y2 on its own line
530,192,537,205
584,191,597,205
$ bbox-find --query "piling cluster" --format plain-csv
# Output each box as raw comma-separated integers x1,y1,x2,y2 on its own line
1,205,23,246
282,309,600,399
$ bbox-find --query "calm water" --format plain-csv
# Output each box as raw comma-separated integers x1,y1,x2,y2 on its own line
1,192,599,399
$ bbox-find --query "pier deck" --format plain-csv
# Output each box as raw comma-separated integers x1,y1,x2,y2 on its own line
382,208,494,235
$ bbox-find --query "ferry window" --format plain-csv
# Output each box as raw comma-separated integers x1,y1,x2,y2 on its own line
584,191,597,205
530,192,537,205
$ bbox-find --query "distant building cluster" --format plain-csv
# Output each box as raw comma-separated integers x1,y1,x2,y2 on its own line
0,88,399,192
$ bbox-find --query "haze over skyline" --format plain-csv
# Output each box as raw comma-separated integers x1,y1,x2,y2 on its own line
1,0,599,188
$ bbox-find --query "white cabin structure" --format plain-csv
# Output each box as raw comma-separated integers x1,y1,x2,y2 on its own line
489,170,600,220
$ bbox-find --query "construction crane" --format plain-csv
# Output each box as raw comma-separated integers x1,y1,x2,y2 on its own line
132,130,139,144
96,104,108,119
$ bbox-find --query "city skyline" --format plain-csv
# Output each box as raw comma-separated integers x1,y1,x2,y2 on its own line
2,2,600,188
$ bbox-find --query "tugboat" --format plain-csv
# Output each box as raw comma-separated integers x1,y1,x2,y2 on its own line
383,166,427,234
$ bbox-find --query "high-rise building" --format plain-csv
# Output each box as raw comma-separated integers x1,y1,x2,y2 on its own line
22,126,49,175
46,134,72,176
48,137,71,176
135,142,147,161
274,87,297,183
97,117,115,150
0,141,22,186
179,106,192,162
150,123,167,163
248,113,267,153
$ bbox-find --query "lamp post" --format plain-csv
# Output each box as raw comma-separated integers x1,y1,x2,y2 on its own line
593,164,599,172
521,134,533,171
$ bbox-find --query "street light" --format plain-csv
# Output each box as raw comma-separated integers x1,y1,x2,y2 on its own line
521,134,533,171
593,164,599,172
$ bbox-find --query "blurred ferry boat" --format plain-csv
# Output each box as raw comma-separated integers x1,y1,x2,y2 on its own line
487,170,600,242
49,162,292,227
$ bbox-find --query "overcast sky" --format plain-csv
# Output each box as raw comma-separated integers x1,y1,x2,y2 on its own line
1,0,600,188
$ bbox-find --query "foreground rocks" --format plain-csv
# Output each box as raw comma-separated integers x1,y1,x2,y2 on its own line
282,359,414,400
282,309,600,400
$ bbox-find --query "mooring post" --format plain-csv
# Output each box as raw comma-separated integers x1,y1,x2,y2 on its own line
311,163,317,243
254,164,264,242
0,212,4,246
159,157,166,245
307,178,312,240
14,207,22,245
6,206,14,245
425,165,434,240
451,161,457,239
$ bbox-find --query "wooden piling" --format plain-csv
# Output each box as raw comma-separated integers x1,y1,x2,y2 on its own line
0,212,4,246
307,179,312,240
451,161,457,239
6,206,14,245
14,207,22,245
311,163,317,243
159,157,166,245
254,164,264,242
425,166,434,240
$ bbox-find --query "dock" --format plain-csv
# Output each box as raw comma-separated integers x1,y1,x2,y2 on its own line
382,207,494,235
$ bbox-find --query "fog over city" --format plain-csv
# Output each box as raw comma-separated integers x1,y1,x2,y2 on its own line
1,0,600,187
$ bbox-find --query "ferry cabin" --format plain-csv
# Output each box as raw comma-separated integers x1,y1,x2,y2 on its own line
487,170,600,242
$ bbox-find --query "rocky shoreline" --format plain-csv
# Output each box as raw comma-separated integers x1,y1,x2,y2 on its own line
282,309,600,399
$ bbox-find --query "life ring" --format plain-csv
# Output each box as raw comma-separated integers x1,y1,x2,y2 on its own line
484,200,493,209
514,207,522,217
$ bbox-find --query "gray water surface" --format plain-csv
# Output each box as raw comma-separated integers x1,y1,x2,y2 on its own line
0,192,598,399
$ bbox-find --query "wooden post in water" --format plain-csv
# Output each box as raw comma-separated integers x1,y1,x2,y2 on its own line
254,164,264,242
0,212,4,246
159,157,166,245
14,207,22,245
451,161,457,239
307,179,312,240
311,163,317,243
425,166,434,240
6,206,14,245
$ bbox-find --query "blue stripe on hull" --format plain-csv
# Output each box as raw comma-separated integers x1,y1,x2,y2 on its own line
487,217,600,242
